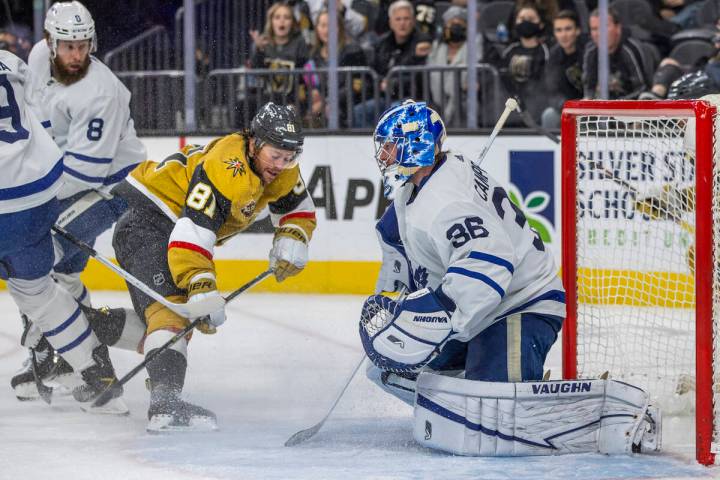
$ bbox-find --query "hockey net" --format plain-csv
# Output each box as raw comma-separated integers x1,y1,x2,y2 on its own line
560,100,719,465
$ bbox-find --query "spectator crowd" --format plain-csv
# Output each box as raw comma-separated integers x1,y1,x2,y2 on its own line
242,0,720,128
5,0,720,130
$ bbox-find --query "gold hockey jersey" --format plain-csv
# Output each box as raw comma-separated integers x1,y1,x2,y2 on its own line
125,133,316,289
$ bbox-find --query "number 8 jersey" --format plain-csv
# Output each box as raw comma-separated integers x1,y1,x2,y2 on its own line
26,41,145,199
0,50,63,214
389,152,565,342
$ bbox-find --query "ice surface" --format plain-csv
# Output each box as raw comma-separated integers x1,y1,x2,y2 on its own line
0,292,716,480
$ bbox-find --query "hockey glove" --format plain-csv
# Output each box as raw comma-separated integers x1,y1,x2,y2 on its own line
187,275,225,333
269,226,308,282
359,287,455,373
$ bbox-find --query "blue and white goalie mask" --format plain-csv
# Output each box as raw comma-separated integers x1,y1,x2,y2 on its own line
373,101,446,199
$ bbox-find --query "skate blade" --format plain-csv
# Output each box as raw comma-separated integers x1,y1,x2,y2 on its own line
146,414,218,433
80,397,130,416
13,382,44,401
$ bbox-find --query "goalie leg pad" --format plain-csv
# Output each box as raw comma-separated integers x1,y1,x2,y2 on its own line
366,363,417,407
413,372,658,456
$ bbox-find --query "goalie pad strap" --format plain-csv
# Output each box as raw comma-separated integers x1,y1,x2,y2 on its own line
413,372,651,456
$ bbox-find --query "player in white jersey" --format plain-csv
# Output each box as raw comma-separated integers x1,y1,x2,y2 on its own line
10,1,145,400
359,101,660,456
0,49,124,410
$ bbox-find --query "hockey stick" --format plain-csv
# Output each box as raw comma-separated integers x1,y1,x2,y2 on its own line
284,353,366,446
285,288,410,446
29,352,53,404
477,98,518,165
51,225,225,319
91,268,273,407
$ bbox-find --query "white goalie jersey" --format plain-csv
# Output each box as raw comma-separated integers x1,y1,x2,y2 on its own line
0,50,63,213
27,41,146,199
391,151,565,342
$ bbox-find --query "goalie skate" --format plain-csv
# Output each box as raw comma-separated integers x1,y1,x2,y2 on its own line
632,405,662,453
146,397,218,433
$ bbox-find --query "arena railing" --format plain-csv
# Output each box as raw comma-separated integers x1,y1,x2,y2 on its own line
103,25,173,72
174,0,271,70
115,70,186,134
115,65,522,135
202,66,382,131
383,64,503,128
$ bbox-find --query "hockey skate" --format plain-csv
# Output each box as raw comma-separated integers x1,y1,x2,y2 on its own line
632,405,662,453
11,337,74,401
73,344,129,415
146,387,218,433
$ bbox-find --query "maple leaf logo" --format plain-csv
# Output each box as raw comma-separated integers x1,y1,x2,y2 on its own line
224,157,246,177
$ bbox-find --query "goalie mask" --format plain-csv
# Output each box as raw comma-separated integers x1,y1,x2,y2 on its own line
374,101,446,199
251,102,304,168
44,1,97,58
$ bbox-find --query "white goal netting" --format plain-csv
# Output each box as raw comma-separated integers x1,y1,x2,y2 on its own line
566,103,720,462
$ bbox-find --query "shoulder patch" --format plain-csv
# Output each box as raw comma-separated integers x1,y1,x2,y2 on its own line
223,157,246,177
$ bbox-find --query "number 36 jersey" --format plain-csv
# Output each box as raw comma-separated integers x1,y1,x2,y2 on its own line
0,50,62,214
392,152,565,342
27,41,146,199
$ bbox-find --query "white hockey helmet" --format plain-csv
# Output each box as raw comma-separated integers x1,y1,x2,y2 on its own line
44,1,97,57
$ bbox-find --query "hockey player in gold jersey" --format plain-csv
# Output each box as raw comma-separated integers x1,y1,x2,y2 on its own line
110,103,316,431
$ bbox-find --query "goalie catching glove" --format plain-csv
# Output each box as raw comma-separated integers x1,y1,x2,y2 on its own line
634,185,694,222
359,287,455,373
187,274,225,334
269,226,308,282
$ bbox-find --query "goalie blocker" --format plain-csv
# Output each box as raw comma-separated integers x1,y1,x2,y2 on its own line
413,372,661,456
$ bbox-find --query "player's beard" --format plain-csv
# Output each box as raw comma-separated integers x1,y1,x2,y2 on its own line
52,55,90,85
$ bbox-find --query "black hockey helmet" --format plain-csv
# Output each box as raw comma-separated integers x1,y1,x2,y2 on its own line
667,70,719,99
250,102,304,154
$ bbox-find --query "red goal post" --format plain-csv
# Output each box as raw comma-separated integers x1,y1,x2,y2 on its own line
560,100,717,465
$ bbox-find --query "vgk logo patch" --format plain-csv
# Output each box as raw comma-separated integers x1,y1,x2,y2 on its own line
224,157,246,177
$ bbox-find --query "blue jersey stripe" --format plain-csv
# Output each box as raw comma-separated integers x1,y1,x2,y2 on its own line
468,251,514,274
64,165,104,184
103,163,138,185
0,158,63,201
447,266,505,297
66,151,113,164
496,289,566,320
41,120,51,128
56,324,92,354
44,306,81,337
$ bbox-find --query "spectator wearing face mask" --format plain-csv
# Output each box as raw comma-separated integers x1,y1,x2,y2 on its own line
500,4,550,122
541,10,586,127
426,6,500,126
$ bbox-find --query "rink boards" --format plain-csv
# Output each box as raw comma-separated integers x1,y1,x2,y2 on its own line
0,134,698,298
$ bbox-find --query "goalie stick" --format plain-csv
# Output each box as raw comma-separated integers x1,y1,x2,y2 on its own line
91,268,273,407
51,225,226,319
477,98,518,165
284,353,367,446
